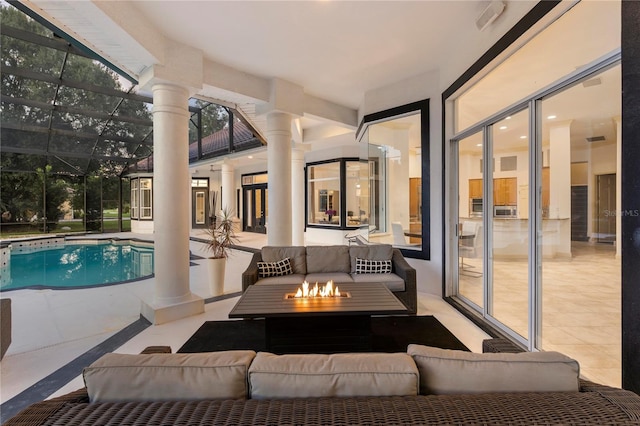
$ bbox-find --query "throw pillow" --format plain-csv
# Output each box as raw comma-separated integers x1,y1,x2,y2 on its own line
355,257,392,274
84,350,257,402
258,257,292,278
249,352,419,399
407,344,580,394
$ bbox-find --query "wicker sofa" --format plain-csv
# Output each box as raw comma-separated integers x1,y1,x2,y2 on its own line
6,339,640,426
242,244,417,314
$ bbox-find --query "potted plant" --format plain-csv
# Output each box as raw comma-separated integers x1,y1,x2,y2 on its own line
205,207,239,296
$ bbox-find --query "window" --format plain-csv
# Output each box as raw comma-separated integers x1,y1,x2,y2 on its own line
140,178,153,220
130,179,139,219
345,161,369,226
191,178,208,187
357,100,430,259
307,162,341,226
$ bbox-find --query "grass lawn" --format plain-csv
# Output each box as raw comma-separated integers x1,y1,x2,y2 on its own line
1,219,131,238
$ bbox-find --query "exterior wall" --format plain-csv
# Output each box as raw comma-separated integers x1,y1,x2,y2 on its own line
131,219,154,234
362,69,443,296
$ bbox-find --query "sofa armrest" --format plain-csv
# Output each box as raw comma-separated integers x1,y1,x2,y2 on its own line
482,338,525,354
242,252,263,292
140,345,172,354
391,249,417,315
1,298,11,360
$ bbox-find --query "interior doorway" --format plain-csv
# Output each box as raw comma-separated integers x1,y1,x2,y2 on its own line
595,173,616,243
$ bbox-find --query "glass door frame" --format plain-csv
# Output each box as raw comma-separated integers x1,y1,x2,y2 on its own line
191,187,209,229
447,51,620,351
243,184,267,234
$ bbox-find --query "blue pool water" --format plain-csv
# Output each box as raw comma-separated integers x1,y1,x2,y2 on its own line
1,242,154,291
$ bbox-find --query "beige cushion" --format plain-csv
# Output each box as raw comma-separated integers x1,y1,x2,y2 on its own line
256,274,306,285
407,345,580,395
83,351,256,402
249,352,419,399
349,245,393,273
306,245,351,274
262,246,307,274
305,272,354,284
351,272,405,291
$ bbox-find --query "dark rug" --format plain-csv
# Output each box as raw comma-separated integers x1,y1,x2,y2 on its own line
178,315,468,353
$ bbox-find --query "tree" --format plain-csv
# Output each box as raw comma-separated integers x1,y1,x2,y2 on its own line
189,100,229,144
0,3,152,231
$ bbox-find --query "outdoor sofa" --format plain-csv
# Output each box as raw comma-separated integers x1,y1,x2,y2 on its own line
242,244,417,314
6,339,640,425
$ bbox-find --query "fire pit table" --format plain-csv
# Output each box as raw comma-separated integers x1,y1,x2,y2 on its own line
229,282,408,353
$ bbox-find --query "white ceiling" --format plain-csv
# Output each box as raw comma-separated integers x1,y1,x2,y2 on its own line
23,1,537,114
20,1,619,169
131,1,499,110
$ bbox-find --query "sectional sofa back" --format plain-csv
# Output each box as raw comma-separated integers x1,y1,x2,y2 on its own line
260,244,396,276
82,345,581,403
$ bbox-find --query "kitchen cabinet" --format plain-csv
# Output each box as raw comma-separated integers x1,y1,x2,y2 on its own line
493,177,517,206
468,177,517,207
469,179,483,198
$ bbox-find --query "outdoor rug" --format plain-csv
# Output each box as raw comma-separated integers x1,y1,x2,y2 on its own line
178,315,468,353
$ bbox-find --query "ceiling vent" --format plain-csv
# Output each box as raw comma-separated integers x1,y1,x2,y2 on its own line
476,1,505,31
586,136,606,143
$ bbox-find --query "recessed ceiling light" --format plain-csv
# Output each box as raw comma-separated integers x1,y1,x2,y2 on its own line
499,126,507,130
476,143,482,147
248,155,253,159
505,116,512,120
520,135,527,139
547,115,557,119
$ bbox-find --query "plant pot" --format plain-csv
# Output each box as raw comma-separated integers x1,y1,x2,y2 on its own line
207,257,226,296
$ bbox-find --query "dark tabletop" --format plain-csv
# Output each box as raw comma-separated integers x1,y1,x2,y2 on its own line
229,282,408,319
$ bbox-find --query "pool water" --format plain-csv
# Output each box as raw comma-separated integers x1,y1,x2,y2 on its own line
1,243,154,291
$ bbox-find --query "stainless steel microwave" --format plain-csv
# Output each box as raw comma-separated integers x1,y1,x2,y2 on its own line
494,205,517,218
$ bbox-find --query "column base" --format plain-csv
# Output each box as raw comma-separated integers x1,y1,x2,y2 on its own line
141,293,204,325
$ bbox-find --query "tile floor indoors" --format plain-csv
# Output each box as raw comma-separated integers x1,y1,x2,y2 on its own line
0,230,492,417
459,241,621,387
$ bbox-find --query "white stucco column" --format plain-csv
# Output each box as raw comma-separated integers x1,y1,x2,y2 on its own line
221,161,235,215
291,145,305,245
267,111,292,245
548,121,572,257
549,122,572,219
141,82,204,324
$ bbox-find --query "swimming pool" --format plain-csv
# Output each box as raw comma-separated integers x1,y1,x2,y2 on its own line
0,239,154,291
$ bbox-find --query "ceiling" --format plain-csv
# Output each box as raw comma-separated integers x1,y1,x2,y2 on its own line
19,0,539,141
10,1,619,173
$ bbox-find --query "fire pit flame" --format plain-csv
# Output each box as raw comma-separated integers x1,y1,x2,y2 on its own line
289,280,348,299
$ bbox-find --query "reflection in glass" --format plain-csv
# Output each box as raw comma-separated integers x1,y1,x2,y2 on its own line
363,113,422,250
345,161,369,227
539,64,621,386
489,109,529,340
457,132,484,309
